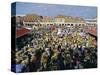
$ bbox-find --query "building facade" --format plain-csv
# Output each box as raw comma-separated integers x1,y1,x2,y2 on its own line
13,14,97,29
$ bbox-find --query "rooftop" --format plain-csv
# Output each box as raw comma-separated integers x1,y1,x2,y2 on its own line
16,27,31,38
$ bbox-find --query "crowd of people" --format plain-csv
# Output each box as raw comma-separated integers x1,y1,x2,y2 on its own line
14,25,97,72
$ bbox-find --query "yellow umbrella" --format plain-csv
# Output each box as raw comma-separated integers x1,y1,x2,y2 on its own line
27,48,33,52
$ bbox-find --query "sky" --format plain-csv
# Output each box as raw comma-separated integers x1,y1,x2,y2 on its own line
11,2,97,19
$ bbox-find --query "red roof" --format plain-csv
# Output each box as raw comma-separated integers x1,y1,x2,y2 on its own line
16,28,31,38
85,27,97,36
